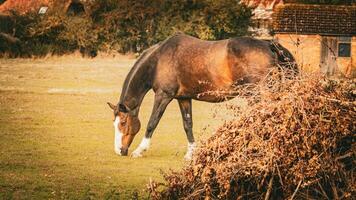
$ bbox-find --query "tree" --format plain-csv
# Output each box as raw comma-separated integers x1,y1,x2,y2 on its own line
90,0,252,52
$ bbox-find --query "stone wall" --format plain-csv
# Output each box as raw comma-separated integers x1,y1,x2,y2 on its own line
275,34,322,74
335,36,354,78
275,33,355,78
351,36,356,77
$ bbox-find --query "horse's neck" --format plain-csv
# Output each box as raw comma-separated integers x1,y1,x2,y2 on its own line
120,67,152,113
119,47,158,113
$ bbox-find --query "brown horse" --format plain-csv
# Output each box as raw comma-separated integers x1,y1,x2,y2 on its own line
107,33,296,159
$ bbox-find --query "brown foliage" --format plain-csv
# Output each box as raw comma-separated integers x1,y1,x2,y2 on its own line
148,72,355,199
0,0,51,14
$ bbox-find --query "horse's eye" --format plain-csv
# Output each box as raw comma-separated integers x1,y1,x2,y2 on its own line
120,120,126,125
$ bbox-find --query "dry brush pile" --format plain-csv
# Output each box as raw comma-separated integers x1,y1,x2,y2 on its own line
148,72,355,200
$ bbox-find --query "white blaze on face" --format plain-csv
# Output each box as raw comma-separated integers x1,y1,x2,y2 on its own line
113,116,122,155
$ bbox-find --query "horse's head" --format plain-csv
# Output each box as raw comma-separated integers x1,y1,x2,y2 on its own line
107,102,141,156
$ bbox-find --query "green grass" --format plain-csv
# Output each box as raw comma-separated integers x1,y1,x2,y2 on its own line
0,57,224,199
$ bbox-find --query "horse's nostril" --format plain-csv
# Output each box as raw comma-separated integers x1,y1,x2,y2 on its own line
121,148,128,156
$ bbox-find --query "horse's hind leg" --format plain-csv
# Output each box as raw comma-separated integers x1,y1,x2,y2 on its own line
178,99,195,160
131,91,173,158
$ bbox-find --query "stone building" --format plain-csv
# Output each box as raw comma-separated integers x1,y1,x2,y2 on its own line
273,4,356,77
242,0,284,38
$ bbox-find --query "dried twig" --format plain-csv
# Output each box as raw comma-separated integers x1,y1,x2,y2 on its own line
264,172,274,200
290,179,302,200
276,164,284,187
331,180,339,200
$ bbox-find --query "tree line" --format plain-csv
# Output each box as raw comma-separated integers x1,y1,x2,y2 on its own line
0,0,252,57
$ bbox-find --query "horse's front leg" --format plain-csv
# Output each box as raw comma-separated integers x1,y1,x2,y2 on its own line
178,99,195,160
131,91,173,158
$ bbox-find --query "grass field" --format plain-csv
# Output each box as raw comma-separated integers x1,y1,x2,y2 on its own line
0,57,225,199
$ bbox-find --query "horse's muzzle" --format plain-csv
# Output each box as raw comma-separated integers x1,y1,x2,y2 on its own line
120,147,128,156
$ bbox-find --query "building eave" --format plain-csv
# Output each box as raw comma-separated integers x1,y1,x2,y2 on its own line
274,32,355,37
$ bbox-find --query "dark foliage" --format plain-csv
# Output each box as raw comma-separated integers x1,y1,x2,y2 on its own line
0,0,252,57
0,13,96,57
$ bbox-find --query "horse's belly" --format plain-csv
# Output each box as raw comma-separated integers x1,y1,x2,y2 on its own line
175,76,236,102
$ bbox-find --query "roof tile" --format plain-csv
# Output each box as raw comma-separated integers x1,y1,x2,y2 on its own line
273,4,356,35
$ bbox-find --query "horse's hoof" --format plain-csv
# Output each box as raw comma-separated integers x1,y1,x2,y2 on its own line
115,149,121,155
184,153,192,161
131,150,143,158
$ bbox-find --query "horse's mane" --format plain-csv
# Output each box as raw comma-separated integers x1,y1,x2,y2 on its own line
119,42,162,105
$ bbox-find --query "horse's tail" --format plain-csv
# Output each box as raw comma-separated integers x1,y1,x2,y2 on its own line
269,40,299,76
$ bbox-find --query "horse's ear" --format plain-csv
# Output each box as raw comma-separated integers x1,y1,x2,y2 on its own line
107,102,117,110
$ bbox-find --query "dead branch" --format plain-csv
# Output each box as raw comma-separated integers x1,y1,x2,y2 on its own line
290,179,302,200
264,173,274,200
0,32,20,43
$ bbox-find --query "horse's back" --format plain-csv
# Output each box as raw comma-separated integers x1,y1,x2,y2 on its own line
163,34,274,79
153,34,276,101
154,34,232,97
